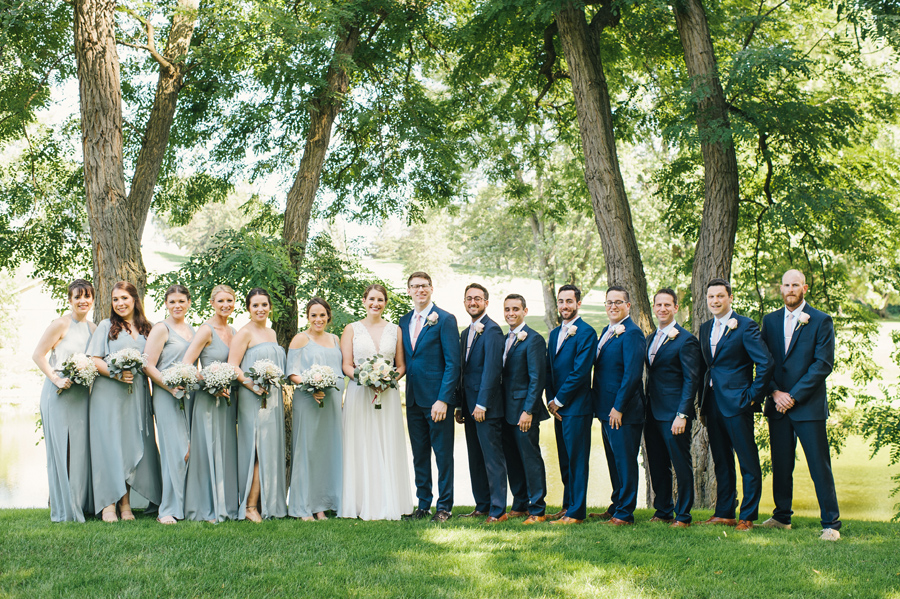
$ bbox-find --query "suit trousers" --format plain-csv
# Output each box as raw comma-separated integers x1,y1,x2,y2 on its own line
768,415,841,529
601,421,643,522
559,415,591,520
706,398,762,521
554,417,569,512
503,420,547,515
406,402,455,512
463,416,508,517
644,418,694,522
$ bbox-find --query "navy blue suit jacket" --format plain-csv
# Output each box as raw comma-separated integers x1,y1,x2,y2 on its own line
645,324,703,422
458,315,504,419
502,325,549,426
760,305,834,421
399,305,461,409
545,318,597,418
592,317,646,425
699,312,774,418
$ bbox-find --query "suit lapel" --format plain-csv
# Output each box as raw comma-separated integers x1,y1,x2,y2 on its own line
784,306,808,359
401,312,414,357
595,325,611,362
700,320,713,364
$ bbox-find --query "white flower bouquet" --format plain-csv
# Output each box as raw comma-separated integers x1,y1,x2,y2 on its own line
295,363,339,408
200,361,237,407
57,353,99,395
354,354,399,409
246,358,285,409
160,363,200,411
107,348,148,394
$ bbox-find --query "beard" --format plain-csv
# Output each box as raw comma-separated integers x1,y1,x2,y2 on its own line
783,292,804,308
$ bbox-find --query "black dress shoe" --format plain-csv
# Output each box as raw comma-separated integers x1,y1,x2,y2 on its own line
402,509,430,521
431,510,452,523
460,510,488,518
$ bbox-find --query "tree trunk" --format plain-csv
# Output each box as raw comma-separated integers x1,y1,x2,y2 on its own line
673,0,742,508
277,24,362,347
528,213,558,331
74,0,144,317
555,4,653,335
128,0,200,237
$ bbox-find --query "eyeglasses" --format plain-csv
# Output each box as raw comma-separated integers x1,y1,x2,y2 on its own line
465,296,485,303
605,300,627,307
408,284,432,290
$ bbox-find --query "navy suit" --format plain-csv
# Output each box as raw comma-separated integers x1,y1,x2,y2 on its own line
699,312,773,521
592,316,646,522
644,323,702,523
458,315,507,517
761,304,840,529
501,325,548,516
546,317,596,520
400,305,461,512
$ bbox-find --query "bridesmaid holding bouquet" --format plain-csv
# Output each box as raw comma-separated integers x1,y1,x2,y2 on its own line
143,285,195,524
32,279,97,522
88,281,162,522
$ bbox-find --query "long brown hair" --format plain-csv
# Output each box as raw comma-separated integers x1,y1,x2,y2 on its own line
108,281,153,340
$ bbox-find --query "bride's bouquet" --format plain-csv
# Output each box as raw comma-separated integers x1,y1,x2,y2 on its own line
57,353,99,395
245,359,285,409
200,361,237,407
107,348,148,394
354,354,399,409
160,363,200,411
295,364,339,408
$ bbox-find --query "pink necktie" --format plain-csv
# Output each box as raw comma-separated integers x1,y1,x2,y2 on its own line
412,314,423,350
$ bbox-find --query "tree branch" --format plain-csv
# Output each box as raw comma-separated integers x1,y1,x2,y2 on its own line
742,0,789,50
116,6,173,71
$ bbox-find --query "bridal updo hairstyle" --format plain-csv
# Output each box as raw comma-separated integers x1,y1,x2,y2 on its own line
108,281,153,340
245,287,272,309
209,284,236,302
305,297,332,323
164,284,191,302
363,284,389,304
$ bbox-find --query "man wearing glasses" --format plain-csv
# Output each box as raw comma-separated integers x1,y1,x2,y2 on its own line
400,272,461,523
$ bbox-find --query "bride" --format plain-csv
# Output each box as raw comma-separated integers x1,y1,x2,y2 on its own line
338,284,413,520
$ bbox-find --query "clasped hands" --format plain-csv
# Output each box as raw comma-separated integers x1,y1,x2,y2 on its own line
772,390,795,413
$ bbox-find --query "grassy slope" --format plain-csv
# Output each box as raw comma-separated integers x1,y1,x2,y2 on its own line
1,509,898,598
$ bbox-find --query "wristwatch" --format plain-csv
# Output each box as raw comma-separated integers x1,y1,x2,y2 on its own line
525,410,532,416
677,412,690,420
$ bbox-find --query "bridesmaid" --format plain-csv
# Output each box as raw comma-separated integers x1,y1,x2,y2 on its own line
183,284,239,523
228,288,287,522
88,281,162,522
287,297,344,520
143,285,195,524
32,279,97,522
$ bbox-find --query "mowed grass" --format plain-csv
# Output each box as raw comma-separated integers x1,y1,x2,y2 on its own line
1,509,899,598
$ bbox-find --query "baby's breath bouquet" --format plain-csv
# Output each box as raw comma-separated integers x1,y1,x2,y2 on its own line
57,353,99,395
107,348,148,394
245,359,284,409
200,361,237,407
295,363,339,408
160,363,200,410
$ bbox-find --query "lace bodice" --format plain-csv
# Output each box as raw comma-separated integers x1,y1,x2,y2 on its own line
351,321,397,366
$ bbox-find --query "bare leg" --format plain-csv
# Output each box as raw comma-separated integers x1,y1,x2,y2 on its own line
119,484,135,520
246,460,262,523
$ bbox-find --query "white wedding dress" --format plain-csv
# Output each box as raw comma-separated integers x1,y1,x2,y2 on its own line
338,321,413,520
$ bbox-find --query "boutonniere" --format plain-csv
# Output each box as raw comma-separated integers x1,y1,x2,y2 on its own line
567,325,577,337
663,328,679,345
724,318,739,335
516,330,528,342
474,322,484,336
425,312,439,326
796,312,810,329
613,324,626,337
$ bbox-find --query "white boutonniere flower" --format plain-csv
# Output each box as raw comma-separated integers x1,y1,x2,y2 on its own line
567,326,577,337
662,328,679,345
725,318,739,335
613,324,626,337
425,312,439,326
797,312,810,328
474,322,484,336
516,330,528,342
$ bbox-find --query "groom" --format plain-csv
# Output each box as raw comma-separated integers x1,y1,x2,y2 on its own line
400,272,461,522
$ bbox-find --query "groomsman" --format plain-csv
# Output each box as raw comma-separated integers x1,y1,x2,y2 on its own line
500,294,549,525
455,283,508,523
760,269,841,540
643,288,702,527
592,286,646,525
545,284,596,524
399,272,461,523
699,278,773,531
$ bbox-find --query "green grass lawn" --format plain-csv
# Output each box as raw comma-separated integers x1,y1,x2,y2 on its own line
2,509,898,598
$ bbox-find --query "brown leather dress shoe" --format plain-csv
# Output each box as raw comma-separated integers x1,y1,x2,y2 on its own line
608,517,634,526
550,516,584,525
548,509,567,520
649,516,674,523
588,511,613,520
670,520,691,528
699,516,737,526
735,520,753,531
508,510,528,518
523,515,547,525
460,510,488,518
485,513,509,524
